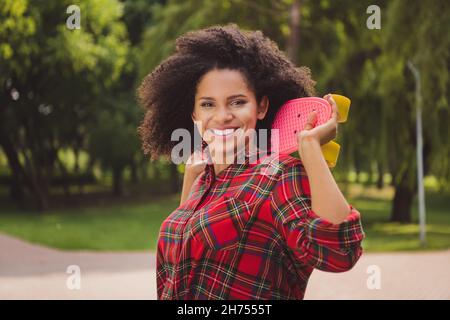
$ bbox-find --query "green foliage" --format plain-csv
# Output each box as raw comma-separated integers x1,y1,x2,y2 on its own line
88,100,140,173
383,0,450,184
0,0,448,215
0,0,131,208
133,0,449,224
137,0,292,80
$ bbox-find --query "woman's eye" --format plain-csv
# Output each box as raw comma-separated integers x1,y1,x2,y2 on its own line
200,100,246,108
232,100,246,106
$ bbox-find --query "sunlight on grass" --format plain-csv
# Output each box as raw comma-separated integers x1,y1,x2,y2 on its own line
371,223,450,235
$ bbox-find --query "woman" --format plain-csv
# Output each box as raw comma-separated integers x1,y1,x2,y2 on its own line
138,24,365,300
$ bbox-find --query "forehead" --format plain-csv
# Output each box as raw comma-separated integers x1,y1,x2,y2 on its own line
195,69,252,98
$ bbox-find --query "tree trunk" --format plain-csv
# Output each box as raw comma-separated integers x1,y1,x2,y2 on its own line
0,134,26,204
356,167,362,183
354,148,363,183
153,162,160,180
376,161,384,189
390,118,432,223
0,128,51,211
169,163,180,193
74,147,84,194
391,184,414,223
22,116,54,212
56,156,71,198
140,158,148,181
1,136,51,211
30,161,51,212
391,166,416,223
130,159,138,184
25,162,50,211
112,167,124,196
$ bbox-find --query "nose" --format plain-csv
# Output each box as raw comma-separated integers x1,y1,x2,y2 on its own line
213,105,234,123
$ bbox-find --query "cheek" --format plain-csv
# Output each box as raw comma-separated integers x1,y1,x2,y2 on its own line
193,114,213,142
239,108,258,129
192,111,207,132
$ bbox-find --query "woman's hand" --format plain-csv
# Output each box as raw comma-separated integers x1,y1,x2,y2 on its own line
293,94,351,224
296,94,339,158
180,150,207,206
185,149,207,178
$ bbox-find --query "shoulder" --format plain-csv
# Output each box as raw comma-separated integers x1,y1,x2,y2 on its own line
257,153,311,201
228,153,310,208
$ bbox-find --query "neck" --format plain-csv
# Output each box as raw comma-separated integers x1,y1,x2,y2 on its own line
208,142,257,176
213,162,232,176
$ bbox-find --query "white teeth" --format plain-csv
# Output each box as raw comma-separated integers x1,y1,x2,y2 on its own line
211,128,236,136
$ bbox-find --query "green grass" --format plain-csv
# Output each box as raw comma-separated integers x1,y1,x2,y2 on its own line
0,186,448,252
0,194,180,251
354,192,450,252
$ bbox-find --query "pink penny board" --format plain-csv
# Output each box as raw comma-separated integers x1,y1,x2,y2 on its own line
271,97,332,154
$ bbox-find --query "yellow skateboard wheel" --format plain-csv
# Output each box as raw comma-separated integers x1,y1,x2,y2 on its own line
321,140,340,168
331,94,351,123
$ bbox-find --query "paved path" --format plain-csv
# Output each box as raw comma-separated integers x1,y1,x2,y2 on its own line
0,234,155,299
1,233,448,299
305,250,450,299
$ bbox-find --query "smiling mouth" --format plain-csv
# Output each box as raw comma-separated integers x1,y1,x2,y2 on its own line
209,128,240,137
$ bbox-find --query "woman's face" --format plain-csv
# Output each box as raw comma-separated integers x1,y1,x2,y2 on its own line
192,69,268,163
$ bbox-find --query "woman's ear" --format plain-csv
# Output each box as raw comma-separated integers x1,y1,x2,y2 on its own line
257,96,269,120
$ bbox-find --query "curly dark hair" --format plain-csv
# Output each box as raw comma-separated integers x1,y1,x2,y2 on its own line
137,23,316,160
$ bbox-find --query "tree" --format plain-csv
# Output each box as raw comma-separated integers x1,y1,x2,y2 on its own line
380,0,450,222
295,0,449,222
0,0,129,210
87,99,140,196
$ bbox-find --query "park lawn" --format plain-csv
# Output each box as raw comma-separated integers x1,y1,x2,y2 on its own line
0,186,449,252
354,192,450,252
0,194,180,251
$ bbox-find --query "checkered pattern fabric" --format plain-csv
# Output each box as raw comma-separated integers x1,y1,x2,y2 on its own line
156,150,365,300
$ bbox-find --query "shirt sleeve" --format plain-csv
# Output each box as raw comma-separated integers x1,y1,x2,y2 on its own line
269,160,365,272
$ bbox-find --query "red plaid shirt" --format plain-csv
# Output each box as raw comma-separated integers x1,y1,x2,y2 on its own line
156,150,365,300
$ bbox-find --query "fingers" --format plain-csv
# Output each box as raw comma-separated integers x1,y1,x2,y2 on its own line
323,93,339,121
303,110,317,131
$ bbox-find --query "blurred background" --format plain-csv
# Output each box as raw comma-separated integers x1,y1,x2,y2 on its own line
0,0,449,299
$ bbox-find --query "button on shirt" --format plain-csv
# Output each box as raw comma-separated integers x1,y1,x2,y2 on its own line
156,150,365,300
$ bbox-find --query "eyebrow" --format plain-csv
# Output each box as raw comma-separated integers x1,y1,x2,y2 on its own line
198,94,248,101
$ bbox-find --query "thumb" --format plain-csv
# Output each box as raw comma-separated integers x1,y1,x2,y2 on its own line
303,110,317,131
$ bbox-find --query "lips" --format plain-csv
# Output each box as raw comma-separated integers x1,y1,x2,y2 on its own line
208,127,241,137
